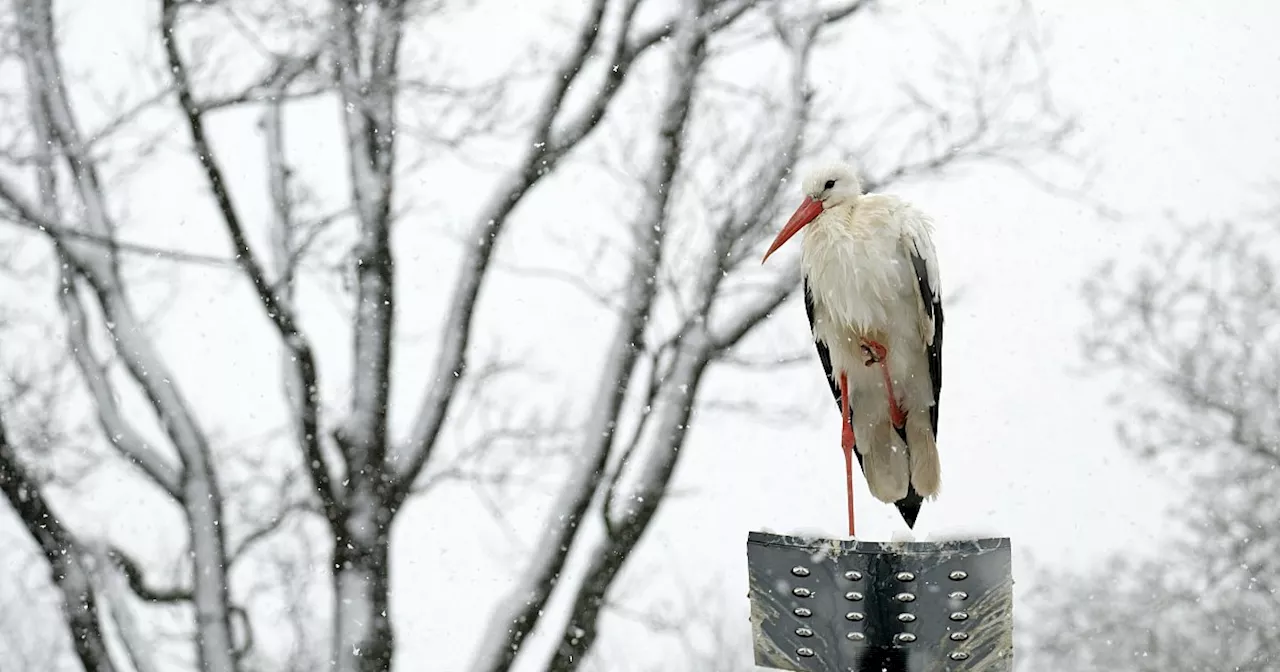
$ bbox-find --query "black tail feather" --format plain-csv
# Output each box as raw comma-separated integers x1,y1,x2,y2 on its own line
895,485,923,529
892,424,922,529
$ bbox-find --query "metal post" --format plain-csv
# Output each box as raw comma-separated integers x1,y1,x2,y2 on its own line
745,531,1013,672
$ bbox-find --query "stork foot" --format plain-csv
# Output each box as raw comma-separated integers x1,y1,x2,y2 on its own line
860,339,887,366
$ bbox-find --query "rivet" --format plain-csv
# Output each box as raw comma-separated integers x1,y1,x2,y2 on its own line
845,612,864,621
791,566,811,577
844,570,863,581
797,647,815,657
949,570,968,581
895,592,916,602
845,591,864,601
897,613,916,623
895,633,917,644
793,607,812,618
950,612,970,621
950,632,969,641
795,627,814,638
792,587,812,598
895,571,916,582
846,632,865,642
950,652,970,661
949,591,969,600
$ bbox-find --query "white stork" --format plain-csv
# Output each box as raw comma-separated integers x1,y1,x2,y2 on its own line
761,161,944,536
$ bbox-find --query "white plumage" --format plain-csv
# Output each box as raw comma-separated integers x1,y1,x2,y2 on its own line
762,161,944,534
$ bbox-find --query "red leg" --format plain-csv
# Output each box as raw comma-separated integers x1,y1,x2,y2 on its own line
878,361,907,428
840,372,856,537
861,339,906,429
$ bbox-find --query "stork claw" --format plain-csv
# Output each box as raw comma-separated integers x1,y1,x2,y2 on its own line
860,339,887,367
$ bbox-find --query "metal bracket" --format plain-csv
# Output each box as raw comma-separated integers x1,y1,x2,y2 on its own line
746,531,1013,672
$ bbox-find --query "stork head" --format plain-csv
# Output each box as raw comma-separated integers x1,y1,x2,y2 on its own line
761,161,862,263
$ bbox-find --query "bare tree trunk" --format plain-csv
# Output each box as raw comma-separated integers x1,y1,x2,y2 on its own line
328,1,405,668
331,526,394,671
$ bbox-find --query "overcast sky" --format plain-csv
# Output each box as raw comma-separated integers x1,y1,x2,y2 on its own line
4,0,1279,670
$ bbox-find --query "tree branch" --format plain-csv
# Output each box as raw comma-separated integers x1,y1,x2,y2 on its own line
548,340,711,669
0,212,243,267
106,545,193,603
57,272,183,499
13,32,184,502
12,3,240,668
392,0,660,504
0,412,119,672
161,0,340,526
469,4,711,669
194,51,326,113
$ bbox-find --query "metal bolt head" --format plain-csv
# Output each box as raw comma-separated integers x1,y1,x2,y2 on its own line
897,613,916,623
895,633,917,644
950,632,969,641
895,571,916,582
791,566,810,577
846,632,865,642
895,592,916,602
792,587,812,598
793,607,812,618
795,627,814,638
949,591,969,601
950,652,970,661
949,611,970,621
797,647,815,657
844,570,863,581
844,591,864,601
845,611,864,621
949,570,968,581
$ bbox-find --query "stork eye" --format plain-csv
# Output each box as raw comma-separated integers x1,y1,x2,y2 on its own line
824,179,836,190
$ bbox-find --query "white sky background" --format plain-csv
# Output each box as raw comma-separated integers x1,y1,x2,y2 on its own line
2,0,1279,670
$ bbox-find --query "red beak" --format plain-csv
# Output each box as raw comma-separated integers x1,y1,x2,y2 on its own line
761,196,823,263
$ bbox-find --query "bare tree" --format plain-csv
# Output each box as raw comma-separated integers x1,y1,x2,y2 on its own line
0,0,1075,670
1023,206,1280,671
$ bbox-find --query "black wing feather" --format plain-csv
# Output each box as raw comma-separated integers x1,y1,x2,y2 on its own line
804,277,924,529
907,244,943,438
803,278,841,408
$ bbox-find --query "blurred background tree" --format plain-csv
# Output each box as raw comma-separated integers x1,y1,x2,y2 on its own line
1021,204,1280,671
